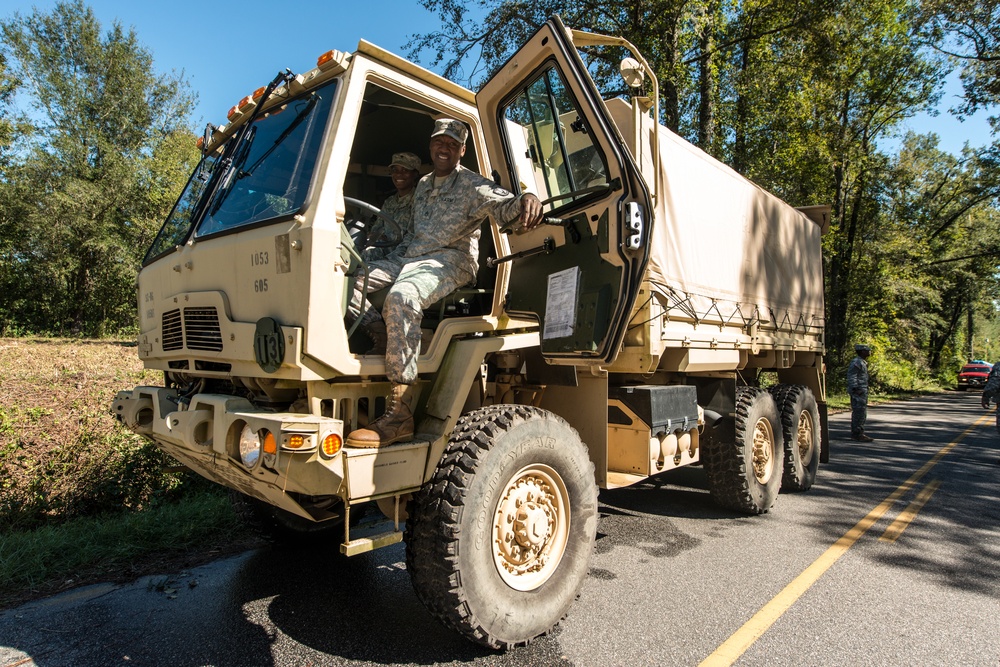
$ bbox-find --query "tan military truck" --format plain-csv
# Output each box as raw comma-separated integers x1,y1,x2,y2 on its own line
113,15,828,649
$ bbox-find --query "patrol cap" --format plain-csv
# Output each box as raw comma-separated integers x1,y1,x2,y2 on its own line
389,152,421,171
855,344,871,353
431,118,468,145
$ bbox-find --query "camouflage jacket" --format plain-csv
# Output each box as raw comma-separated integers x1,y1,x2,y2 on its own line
405,165,525,279
982,362,1000,404
363,190,415,263
847,356,869,395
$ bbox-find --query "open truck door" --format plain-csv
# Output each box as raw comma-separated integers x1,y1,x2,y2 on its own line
477,15,653,365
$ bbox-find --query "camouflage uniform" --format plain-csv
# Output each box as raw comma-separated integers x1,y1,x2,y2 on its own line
981,361,1000,433
847,349,870,438
380,165,526,384
362,190,415,263
347,190,415,329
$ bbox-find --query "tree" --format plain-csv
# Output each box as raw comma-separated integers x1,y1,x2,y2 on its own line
408,0,701,132
0,0,199,335
886,135,1000,370
917,0,1000,132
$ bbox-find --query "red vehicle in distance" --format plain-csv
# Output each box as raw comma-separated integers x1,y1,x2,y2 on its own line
957,360,994,390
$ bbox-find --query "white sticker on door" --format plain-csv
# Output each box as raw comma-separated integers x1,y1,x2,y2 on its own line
543,266,579,340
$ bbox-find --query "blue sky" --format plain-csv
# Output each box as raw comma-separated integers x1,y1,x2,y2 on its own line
11,0,460,128
6,0,994,156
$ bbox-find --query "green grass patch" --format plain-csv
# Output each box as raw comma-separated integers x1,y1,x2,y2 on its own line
0,489,253,608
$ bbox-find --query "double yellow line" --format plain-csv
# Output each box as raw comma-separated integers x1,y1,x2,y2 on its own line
699,413,993,667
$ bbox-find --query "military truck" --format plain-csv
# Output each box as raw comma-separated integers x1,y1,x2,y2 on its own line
112,16,828,649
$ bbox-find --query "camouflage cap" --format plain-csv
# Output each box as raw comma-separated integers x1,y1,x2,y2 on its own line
855,344,871,353
431,118,468,144
389,152,421,171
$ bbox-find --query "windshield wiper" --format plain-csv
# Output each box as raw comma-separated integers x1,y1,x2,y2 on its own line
208,125,257,216
234,92,319,181
200,68,295,218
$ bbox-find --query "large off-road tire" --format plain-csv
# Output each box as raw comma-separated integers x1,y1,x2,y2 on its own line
229,491,342,544
405,405,598,649
703,387,782,514
769,384,820,492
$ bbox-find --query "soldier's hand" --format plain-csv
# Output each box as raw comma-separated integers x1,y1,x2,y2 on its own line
519,193,543,230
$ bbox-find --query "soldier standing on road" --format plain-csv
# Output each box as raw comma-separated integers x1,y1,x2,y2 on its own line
346,119,543,448
980,360,1000,435
346,151,421,354
847,344,874,442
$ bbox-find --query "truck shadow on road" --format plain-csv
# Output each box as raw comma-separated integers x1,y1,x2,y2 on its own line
188,536,580,666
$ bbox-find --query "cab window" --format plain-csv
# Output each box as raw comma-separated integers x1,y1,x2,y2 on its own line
502,65,609,210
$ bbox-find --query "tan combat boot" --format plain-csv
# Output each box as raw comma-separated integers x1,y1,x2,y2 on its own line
346,383,416,447
363,320,387,355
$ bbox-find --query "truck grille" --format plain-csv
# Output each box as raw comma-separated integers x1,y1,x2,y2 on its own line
160,307,224,352
162,309,183,350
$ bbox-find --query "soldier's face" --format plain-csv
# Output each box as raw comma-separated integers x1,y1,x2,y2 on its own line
430,135,465,175
390,166,419,194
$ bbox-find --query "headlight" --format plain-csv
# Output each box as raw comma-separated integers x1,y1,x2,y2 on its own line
239,424,262,469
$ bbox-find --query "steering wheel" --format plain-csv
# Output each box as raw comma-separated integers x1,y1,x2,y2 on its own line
344,197,403,248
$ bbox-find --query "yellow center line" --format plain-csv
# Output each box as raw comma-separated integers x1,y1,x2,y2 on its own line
879,479,942,543
698,413,992,667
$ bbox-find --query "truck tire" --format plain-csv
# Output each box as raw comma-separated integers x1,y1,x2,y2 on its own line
405,405,598,649
229,491,342,544
770,384,820,492
703,387,782,514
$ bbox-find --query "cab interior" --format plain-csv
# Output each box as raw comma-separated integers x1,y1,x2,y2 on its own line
342,82,498,352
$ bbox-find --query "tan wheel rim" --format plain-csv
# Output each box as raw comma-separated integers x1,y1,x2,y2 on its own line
796,410,815,466
751,417,775,484
492,463,570,591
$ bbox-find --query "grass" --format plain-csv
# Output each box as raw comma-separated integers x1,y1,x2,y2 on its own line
0,338,260,609
0,490,258,608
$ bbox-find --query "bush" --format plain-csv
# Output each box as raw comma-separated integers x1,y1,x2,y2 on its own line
0,338,208,531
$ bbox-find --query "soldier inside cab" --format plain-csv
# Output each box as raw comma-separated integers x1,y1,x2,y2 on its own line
346,119,543,448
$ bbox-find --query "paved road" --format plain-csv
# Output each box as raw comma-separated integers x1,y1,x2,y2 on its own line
2,392,999,666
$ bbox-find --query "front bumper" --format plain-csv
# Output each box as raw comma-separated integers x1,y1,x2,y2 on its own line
112,387,429,520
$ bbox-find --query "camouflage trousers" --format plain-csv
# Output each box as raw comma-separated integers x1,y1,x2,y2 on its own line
352,253,472,384
346,258,405,330
850,392,868,436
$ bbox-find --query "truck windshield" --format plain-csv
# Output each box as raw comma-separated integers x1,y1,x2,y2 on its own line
143,79,338,264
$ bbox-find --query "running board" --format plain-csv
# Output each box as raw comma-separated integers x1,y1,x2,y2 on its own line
341,530,403,556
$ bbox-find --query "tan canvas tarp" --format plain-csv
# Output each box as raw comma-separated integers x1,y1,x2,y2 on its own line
605,99,825,334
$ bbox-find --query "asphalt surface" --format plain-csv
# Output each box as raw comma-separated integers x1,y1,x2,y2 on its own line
2,391,998,666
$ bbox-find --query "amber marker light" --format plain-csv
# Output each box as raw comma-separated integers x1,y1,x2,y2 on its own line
196,136,205,149
321,432,342,457
251,86,267,101
262,430,277,455
316,50,336,68
286,434,305,450
226,105,241,121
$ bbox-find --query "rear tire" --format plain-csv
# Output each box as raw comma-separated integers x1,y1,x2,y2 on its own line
770,384,820,492
405,405,598,649
703,387,782,514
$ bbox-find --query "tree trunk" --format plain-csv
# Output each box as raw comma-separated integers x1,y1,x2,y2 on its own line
696,0,717,150
732,40,751,174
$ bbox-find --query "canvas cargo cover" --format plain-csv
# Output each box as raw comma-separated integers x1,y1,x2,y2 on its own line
605,99,825,335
